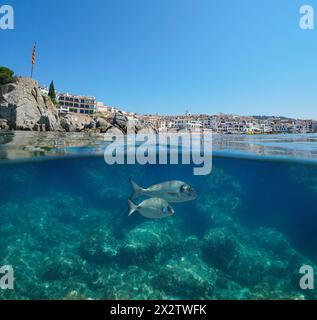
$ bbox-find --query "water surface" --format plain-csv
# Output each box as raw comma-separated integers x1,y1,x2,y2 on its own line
0,132,317,300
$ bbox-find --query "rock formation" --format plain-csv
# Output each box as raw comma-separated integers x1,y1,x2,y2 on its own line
0,77,157,134
0,77,60,131
60,113,95,132
108,111,157,134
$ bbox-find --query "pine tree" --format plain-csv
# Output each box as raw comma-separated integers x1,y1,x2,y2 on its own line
48,80,57,105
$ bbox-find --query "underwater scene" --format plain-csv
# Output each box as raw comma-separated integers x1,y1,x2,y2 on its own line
1,140,317,300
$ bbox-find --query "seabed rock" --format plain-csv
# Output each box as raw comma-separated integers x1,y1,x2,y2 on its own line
40,251,86,281
254,227,294,258
202,227,240,269
202,226,294,287
79,226,120,264
152,256,217,299
120,221,174,265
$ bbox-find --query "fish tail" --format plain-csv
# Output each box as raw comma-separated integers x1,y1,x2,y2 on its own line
128,199,138,216
129,179,144,200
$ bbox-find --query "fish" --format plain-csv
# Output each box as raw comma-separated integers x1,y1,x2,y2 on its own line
129,179,197,203
128,198,174,219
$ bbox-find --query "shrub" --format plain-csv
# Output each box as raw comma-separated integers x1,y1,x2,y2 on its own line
0,66,14,85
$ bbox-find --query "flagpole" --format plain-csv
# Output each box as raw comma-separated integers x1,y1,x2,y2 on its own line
30,64,34,79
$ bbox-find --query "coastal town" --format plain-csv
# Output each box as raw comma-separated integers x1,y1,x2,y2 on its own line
47,87,317,135
0,68,316,135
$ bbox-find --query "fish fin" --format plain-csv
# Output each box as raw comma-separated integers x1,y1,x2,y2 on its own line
129,179,144,200
128,199,138,216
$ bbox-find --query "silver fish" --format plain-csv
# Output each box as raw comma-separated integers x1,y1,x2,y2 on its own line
129,179,197,203
128,198,174,219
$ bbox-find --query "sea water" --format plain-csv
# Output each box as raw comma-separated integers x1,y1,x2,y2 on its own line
0,133,317,300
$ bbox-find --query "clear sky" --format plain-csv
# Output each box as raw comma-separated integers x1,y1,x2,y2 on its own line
1,0,317,118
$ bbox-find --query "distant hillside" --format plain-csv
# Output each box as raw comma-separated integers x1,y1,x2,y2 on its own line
252,115,295,121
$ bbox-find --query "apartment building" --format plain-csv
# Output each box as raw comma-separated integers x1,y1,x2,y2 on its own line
57,92,96,114
272,123,289,133
170,118,202,131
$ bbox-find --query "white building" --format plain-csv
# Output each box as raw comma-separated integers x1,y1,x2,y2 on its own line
96,102,118,114
272,123,289,133
259,122,273,133
157,119,171,131
170,118,203,131
39,86,49,95
291,120,313,133
202,118,218,131
57,92,96,114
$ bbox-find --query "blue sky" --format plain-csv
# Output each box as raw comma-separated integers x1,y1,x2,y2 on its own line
1,0,317,118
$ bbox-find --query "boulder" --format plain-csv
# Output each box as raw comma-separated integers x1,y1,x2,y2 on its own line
111,111,128,132
110,111,158,134
0,77,60,131
254,227,293,258
120,221,173,264
151,256,216,299
137,123,158,134
202,227,239,269
94,116,112,132
103,125,125,137
60,113,94,132
79,226,120,263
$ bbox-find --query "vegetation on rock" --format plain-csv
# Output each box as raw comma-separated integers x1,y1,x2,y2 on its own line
48,80,57,105
0,66,14,85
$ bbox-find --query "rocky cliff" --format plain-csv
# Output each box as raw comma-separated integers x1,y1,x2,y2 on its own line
0,77,157,134
0,77,60,131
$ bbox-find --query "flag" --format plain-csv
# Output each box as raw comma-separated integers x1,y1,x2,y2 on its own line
32,44,36,65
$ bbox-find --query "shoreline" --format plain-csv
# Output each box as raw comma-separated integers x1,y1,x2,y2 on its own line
0,129,316,135
0,131,316,165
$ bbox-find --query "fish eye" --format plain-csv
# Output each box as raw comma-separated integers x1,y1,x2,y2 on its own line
180,184,187,192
